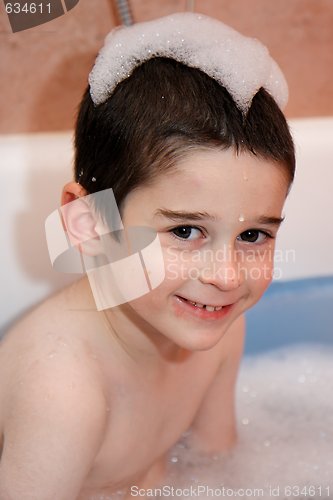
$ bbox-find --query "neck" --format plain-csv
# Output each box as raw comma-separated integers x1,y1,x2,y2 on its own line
67,277,192,366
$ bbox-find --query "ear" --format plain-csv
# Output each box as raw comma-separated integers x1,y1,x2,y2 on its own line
61,181,87,206
60,182,103,256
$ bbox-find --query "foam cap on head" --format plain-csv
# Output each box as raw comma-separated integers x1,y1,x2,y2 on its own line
89,12,288,113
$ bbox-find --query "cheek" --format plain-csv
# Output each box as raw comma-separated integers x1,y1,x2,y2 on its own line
129,263,178,311
244,254,275,297
163,247,192,284
127,288,164,321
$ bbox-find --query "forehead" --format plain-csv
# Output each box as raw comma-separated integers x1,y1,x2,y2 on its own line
123,148,289,223
159,148,288,198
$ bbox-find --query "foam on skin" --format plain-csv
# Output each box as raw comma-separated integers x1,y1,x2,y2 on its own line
89,13,288,112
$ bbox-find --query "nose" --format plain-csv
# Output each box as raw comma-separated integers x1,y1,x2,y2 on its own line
197,246,242,291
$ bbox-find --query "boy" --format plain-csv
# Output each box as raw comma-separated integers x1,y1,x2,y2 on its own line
0,13,294,499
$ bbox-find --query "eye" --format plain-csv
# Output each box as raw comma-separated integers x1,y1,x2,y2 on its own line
169,225,204,242
237,229,273,244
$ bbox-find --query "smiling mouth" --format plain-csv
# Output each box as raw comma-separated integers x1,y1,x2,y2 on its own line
176,296,227,312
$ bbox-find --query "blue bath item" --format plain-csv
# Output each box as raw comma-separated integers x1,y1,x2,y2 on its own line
245,276,333,354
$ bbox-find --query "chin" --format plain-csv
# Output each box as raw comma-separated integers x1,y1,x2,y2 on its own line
170,326,228,352
187,339,223,352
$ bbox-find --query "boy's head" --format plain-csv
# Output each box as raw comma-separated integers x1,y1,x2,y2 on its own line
57,14,296,336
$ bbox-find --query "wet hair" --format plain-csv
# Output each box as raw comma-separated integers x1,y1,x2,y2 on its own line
74,57,295,218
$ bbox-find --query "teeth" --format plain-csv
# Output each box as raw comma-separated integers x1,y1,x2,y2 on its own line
187,299,223,312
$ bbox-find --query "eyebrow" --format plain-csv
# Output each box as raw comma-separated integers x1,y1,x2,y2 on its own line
153,208,284,226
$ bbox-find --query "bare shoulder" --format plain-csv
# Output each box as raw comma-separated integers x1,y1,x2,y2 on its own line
0,280,109,498
0,277,101,373
1,277,96,343
0,277,108,437
0,278,108,422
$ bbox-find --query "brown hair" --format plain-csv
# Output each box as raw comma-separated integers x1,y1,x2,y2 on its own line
74,57,295,219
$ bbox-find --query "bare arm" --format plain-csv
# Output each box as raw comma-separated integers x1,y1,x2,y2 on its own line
0,348,107,500
188,314,245,454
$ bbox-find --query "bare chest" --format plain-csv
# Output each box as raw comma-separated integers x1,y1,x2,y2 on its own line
83,349,222,493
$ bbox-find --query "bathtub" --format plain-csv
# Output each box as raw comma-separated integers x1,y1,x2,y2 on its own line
1,118,333,351
245,117,333,353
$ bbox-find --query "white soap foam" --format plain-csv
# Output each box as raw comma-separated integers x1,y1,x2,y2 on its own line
89,13,288,112
163,344,333,499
